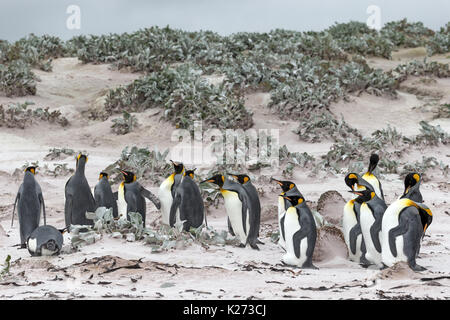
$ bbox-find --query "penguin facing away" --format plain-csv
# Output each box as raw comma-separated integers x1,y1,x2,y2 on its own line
94,172,118,218
201,174,259,250
400,173,423,203
381,198,432,271
361,153,385,201
281,195,317,269
118,170,161,225
271,178,302,250
64,154,96,230
158,160,184,226
169,168,205,231
348,173,387,267
343,173,370,266
27,225,66,256
12,166,46,248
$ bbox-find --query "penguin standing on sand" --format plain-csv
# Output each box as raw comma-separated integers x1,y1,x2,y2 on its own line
229,173,262,244
348,173,387,267
117,170,161,225
169,169,204,231
361,153,384,201
12,166,46,248
343,173,370,266
64,154,96,229
158,160,184,225
281,195,317,269
400,173,423,203
94,172,118,218
27,225,66,256
200,174,259,250
381,198,432,271
271,178,302,250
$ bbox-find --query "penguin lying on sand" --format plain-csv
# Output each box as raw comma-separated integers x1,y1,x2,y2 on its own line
94,172,118,218
158,160,184,225
27,225,66,256
169,169,204,231
12,166,46,248
201,174,260,250
281,195,317,269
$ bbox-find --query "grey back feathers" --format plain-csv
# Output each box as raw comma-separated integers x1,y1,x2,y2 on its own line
27,225,64,256
94,176,118,218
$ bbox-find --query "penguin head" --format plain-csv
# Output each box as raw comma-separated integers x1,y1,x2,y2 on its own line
345,173,362,191
282,195,304,207
99,172,109,180
170,160,184,174
403,172,421,196
271,178,296,193
184,168,196,179
200,174,225,188
367,153,379,174
120,170,136,183
419,207,433,236
46,239,57,251
351,189,375,204
24,166,37,175
229,173,250,184
76,153,88,166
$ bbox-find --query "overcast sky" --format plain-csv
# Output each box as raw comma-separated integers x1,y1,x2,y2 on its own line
1,0,449,41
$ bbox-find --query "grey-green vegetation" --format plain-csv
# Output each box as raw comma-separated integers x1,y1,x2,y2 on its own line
0,102,69,128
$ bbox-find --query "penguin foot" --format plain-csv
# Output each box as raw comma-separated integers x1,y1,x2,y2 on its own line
302,261,319,270
256,239,265,245
18,244,27,249
409,262,427,272
249,243,260,250
238,243,246,248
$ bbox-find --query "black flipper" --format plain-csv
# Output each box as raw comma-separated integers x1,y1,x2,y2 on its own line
388,222,408,258
280,214,286,243
349,224,362,256
113,191,118,201
141,187,161,209
370,218,382,253
169,193,180,227
39,193,46,226
227,217,235,236
11,192,19,227
292,226,311,259
64,195,73,230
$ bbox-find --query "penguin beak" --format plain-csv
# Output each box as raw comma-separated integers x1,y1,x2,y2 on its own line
350,191,364,196
270,178,283,186
200,178,214,184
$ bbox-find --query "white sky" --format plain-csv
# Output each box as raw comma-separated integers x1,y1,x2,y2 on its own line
1,0,449,41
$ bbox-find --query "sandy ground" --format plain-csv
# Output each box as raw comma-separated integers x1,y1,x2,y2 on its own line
0,54,449,300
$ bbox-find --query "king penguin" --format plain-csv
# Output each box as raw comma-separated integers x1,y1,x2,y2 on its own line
200,174,259,250
281,195,317,269
158,160,184,226
347,173,387,267
169,168,205,231
400,173,423,203
27,225,66,256
271,178,302,250
117,170,161,225
342,173,370,266
361,153,384,201
94,172,118,218
12,166,46,248
381,198,432,271
229,173,263,245
64,154,96,230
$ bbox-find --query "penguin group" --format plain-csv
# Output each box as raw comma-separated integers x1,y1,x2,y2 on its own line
343,154,433,271
10,152,434,272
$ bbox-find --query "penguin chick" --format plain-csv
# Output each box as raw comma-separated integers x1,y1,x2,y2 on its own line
169,168,205,231
362,153,384,201
94,172,118,218
118,170,160,225
27,225,66,256
271,178,302,250
200,174,258,250
64,154,96,230
158,160,184,226
12,166,46,248
381,198,432,271
281,195,318,269
400,173,423,203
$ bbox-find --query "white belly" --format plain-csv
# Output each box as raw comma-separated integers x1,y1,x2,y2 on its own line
342,200,363,262
117,183,127,220
360,203,382,265
222,190,248,245
278,196,286,248
282,208,307,267
158,177,174,225
381,199,409,266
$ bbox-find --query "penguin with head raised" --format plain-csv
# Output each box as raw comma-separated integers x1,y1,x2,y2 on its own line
229,173,263,245
348,173,387,268
169,168,204,231
27,225,66,256
64,154,96,230
201,174,259,250
118,170,160,225
94,172,118,218
381,197,432,271
361,153,384,201
400,173,423,203
158,160,184,226
280,195,317,269
343,173,371,266
12,166,46,248
271,178,302,250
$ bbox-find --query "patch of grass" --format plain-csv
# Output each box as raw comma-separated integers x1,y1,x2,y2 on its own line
0,102,69,128
394,59,450,79
413,121,449,145
0,60,37,96
44,147,75,161
111,111,138,135
381,19,434,48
